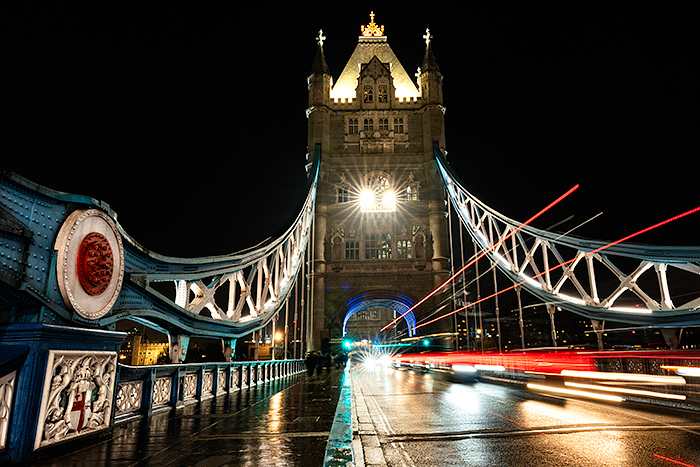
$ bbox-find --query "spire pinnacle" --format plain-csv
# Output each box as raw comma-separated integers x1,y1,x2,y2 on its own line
423,28,433,47
316,29,326,48
361,11,385,37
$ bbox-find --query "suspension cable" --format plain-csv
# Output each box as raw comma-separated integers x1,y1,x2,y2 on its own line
380,184,580,333
414,206,700,330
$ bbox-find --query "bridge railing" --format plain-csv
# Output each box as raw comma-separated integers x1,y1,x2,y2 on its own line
114,359,306,423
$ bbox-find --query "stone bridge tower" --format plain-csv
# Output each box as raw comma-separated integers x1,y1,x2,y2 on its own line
306,14,451,351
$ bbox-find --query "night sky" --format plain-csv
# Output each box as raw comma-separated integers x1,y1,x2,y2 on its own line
5,4,698,258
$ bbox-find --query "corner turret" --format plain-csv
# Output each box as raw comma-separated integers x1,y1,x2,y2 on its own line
418,28,446,151
418,28,443,105
307,30,332,157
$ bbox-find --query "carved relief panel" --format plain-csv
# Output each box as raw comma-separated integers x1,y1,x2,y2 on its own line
34,350,117,450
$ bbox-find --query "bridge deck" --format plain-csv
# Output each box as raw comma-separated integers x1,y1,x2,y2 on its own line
28,368,345,467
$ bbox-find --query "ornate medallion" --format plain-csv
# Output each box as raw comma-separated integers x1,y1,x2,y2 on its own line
76,232,114,296
55,209,124,320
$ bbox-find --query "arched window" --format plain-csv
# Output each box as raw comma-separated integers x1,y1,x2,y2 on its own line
365,233,391,259
379,118,389,131
393,118,404,133
348,118,359,134
406,172,420,201
406,186,418,201
363,85,374,103
364,118,374,131
345,241,359,260
397,240,412,259
337,186,349,203
378,85,388,103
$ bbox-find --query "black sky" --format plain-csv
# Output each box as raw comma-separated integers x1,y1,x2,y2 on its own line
4,4,698,257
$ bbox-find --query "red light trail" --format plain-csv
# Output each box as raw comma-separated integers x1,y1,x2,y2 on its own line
413,206,700,331
653,453,698,467
379,184,581,333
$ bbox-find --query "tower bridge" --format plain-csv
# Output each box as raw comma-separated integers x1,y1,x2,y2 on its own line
1,11,699,464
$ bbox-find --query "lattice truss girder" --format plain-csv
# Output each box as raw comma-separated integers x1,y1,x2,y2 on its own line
110,152,320,337
436,150,700,326
172,229,303,322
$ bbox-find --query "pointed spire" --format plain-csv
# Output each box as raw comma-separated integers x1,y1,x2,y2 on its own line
421,28,441,74
310,29,330,76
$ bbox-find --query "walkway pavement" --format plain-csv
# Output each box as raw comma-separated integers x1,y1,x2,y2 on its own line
26,367,348,467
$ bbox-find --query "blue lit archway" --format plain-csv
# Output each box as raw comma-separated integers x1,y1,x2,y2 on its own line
342,291,416,338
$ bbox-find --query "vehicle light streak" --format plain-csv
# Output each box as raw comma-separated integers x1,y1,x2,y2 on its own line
564,382,686,400
661,365,700,377
652,453,699,467
413,206,700,331
526,383,623,402
560,370,686,384
380,184,580,333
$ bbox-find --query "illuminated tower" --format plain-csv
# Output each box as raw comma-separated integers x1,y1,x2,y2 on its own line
306,14,451,351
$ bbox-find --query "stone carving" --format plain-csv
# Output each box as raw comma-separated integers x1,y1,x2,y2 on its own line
183,374,197,399
202,371,213,395
0,371,16,450
217,370,226,394
152,377,171,406
115,381,142,416
35,350,117,449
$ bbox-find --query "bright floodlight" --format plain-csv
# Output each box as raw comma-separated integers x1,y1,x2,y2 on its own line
383,190,396,206
360,190,375,210
360,189,397,213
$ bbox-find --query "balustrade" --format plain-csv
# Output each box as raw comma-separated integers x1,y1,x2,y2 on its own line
114,360,305,422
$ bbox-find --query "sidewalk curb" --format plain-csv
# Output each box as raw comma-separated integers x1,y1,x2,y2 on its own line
323,365,354,466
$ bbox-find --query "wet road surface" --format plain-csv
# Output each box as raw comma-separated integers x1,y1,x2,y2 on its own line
351,366,700,467
28,368,343,466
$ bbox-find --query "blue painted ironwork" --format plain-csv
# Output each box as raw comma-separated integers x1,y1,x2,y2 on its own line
435,143,700,326
0,146,320,339
343,291,416,338
0,147,319,463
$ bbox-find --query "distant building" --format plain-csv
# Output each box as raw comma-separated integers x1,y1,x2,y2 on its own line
306,14,452,349
120,332,168,366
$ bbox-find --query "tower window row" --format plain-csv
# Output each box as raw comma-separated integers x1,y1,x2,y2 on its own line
343,235,416,260
347,118,404,134
363,85,389,103
335,185,419,204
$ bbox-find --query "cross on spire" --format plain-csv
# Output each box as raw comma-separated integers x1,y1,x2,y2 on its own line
423,28,433,47
316,29,326,47
361,11,385,37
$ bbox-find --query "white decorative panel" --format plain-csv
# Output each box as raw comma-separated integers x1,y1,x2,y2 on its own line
34,350,117,450
115,381,142,415
153,377,171,406
0,370,16,450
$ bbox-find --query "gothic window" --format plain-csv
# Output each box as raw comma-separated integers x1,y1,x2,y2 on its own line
379,118,389,131
413,234,425,259
378,85,388,103
406,172,420,201
365,233,391,259
363,85,374,103
332,236,343,261
406,186,418,201
368,174,390,190
357,310,369,320
348,118,359,134
363,118,374,131
394,118,404,133
336,186,350,203
345,240,359,260
397,240,412,259
371,309,380,319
